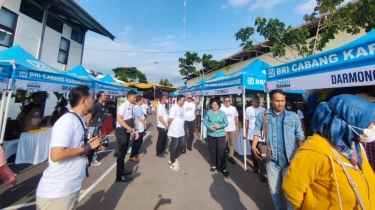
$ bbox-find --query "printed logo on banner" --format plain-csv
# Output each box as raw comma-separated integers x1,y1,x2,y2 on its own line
27,60,56,73
276,79,291,88
27,81,41,91
215,89,229,94
268,68,276,78
19,69,28,77
248,78,254,85
61,85,74,91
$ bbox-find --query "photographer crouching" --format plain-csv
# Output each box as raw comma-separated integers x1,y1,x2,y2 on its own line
36,85,102,210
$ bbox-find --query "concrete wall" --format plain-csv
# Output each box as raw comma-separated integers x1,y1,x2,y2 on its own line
186,30,367,87
0,0,81,119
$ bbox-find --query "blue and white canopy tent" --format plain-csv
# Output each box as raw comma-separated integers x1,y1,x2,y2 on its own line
66,65,124,96
208,71,227,81
99,74,137,95
0,45,93,143
265,30,375,92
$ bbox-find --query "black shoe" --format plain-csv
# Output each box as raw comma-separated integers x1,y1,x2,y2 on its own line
113,153,118,157
253,168,260,174
156,154,165,158
187,147,192,151
260,175,266,182
210,167,216,172
228,157,236,164
122,170,133,176
115,176,132,182
163,151,169,155
182,150,186,154
221,169,229,177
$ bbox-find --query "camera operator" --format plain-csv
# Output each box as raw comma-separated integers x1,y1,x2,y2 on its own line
115,90,137,182
36,85,102,210
86,91,107,166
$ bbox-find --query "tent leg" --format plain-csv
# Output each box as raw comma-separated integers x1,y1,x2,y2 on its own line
0,90,8,137
243,85,247,172
0,90,13,144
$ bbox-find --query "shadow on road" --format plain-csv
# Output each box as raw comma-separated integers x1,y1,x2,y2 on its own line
193,138,211,167
153,194,172,210
78,162,141,209
209,173,246,210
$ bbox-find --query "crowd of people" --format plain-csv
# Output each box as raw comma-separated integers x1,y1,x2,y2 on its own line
0,84,374,210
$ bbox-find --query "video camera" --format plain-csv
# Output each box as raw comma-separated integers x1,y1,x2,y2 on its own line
90,121,109,147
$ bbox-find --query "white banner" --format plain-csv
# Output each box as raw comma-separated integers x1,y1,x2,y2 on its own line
202,86,243,96
266,65,375,91
14,80,79,93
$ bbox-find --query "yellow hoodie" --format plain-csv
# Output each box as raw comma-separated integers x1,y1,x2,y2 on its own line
282,134,375,210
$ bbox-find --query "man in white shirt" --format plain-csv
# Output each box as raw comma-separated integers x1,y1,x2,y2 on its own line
115,90,137,182
36,85,102,210
156,95,169,157
245,96,266,182
141,96,149,118
129,96,147,162
220,96,240,165
183,93,199,152
168,95,186,171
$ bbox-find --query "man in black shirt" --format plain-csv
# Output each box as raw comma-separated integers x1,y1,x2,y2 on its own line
86,91,107,166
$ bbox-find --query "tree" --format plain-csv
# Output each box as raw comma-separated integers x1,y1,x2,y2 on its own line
235,0,375,59
159,78,173,86
112,67,148,83
178,51,225,78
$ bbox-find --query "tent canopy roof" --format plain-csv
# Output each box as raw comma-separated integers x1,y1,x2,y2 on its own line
123,82,177,92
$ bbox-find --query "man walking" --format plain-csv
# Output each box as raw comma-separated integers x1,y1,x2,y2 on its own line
129,96,147,162
36,85,102,210
115,90,137,182
156,95,169,157
220,96,240,164
183,93,199,152
168,95,186,171
252,89,305,210
85,91,107,166
245,96,266,182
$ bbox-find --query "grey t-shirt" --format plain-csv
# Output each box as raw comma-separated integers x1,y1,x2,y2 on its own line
90,102,105,126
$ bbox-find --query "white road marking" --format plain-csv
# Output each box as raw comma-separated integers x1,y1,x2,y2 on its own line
1,132,150,209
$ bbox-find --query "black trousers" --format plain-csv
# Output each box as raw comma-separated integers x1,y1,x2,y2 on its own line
250,140,266,176
207,135,226,170
184,120,195,149
156,127,168,155
130,132,144,158
115,127,130,176
170,136,185,164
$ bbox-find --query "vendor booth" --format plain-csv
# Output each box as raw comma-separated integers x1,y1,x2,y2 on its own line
189,59,270,170
0,46,92,164
265,30,375,171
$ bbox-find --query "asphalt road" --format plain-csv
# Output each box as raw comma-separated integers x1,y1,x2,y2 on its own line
0,115,275,210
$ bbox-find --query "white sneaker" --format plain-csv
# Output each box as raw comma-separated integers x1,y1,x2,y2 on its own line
168,159,180,165
91,161,102,166
127,148,132,154
170,162,180,171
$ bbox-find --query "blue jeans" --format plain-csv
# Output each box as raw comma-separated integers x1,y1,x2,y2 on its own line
266,161,293,210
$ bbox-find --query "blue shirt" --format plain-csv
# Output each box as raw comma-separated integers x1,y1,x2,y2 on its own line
133,105,144,132
273,111,288,166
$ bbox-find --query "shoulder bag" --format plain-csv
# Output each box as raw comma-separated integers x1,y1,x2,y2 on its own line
257,111,272,163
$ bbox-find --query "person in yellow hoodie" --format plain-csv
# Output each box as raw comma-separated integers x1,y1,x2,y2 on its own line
283,94,375,210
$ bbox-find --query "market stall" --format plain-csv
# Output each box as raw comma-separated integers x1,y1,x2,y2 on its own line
265,30,375,170
0,45,92,146
190,59,271,170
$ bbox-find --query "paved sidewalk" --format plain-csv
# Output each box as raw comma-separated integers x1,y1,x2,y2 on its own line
0,115,274,210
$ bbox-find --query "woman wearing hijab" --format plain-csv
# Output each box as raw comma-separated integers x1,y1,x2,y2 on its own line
282,94,375,210
204,98,229,176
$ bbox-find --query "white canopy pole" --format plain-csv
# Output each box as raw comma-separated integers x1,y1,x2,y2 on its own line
0,88,12,143
200,95,203,140
0,87,8,136
243,85,247,171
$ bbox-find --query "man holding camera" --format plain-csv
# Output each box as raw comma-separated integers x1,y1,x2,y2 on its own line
36,85,102,210
115,90,137,182
86,91,107,166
